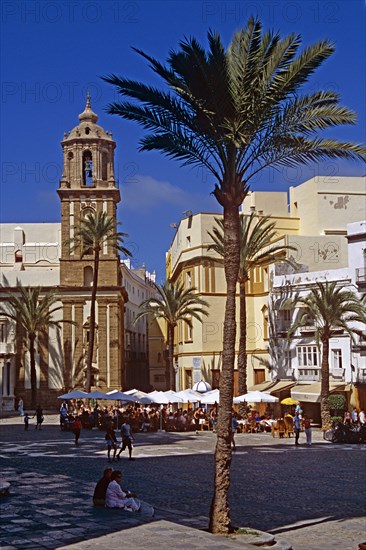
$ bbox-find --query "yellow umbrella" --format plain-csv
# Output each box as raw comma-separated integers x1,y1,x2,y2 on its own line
281,397,300,405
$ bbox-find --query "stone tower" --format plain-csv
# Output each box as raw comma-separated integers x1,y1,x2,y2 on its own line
57,96,127,390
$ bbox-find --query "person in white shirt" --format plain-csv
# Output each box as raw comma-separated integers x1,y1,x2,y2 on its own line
105,470,140,511
359,409,365,425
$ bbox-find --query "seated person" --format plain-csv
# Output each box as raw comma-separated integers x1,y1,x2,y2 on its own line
93,467,113,507
105,470,140,511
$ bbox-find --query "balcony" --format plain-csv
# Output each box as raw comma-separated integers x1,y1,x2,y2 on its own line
356,369,366,384
275,321,291,336
298,368,320,382
330,368,345,380
299,325,316,334
0,342,15,355
352,332,366,352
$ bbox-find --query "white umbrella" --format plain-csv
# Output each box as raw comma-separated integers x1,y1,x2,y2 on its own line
87,390,108,399
234,390,279,404
146,391,183,404
175,389,201,403
200,389,220,404
192,380,212,393
105,390,138,402
57,390,89,399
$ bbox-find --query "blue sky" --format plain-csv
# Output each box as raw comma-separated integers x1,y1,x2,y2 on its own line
1,0,365,281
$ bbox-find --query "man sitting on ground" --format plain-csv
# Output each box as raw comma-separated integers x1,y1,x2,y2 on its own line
93,467,113,507
105,470,140,511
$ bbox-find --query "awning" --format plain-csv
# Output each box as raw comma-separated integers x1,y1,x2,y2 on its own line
291,383,321,403
268,380,296,394
248,381,274,392
291,382,352,403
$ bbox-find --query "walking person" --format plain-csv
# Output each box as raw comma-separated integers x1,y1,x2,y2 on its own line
105,424,118,462
117,417,135,461
59,401,68,430
231,413,239,450
193,407,201,434
71,415,82,444
303,414,312,446
294,410,301,445
35,405,44,430
18,397,24,417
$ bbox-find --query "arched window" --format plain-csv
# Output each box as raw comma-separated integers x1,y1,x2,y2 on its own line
82,150,93,186
84,266,93,286
15,250,23,263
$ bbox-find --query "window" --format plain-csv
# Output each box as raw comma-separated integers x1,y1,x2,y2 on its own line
186,236,191,248
154,374,166,383
184,320,193,342
0,322,6,343
332,349,343,370
186,271,192,288
83,266,93,286
297,345,320,381
101,152,108,180
297,345,319,367
285,350,292,375
15,250,23,263
254,369,265,385
283,310,291,322
82,150,93,186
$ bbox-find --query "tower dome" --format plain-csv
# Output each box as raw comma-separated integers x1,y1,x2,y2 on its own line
78,92,98,123
63,94,111,142
59,96,118,191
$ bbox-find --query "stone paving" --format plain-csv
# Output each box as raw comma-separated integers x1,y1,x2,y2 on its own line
0,413,365,549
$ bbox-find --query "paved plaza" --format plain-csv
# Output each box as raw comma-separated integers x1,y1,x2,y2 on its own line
0,413,365,549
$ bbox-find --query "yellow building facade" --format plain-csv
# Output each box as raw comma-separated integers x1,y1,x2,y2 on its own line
166,176,366,394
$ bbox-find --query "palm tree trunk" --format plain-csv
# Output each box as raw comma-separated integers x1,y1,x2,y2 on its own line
209,202,240,534
29,333,37,408
168,324,175,391
86,250,99,392
237,281,247,416
320,336,331,428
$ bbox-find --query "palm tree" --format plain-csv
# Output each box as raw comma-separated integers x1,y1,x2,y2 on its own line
288,281,366,428
71,210,131,392
0,286,66,408
208,212,296,404
135,280,209,390
103,18,366,533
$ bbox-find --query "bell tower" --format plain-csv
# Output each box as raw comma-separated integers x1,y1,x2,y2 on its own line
58,96,126,390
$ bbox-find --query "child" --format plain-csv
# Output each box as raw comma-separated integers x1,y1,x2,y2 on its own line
24,412,31,431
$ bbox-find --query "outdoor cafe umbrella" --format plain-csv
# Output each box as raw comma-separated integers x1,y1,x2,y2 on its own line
281,397,300,406
87,390,108,399
234,390,279,404
57,390,89,399
146,391,183,404
175,389,201,403
105,390,138,402
200,389,220,404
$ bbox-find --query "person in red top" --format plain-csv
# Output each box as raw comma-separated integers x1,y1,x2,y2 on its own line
71,416,82,444
303,415,312,446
